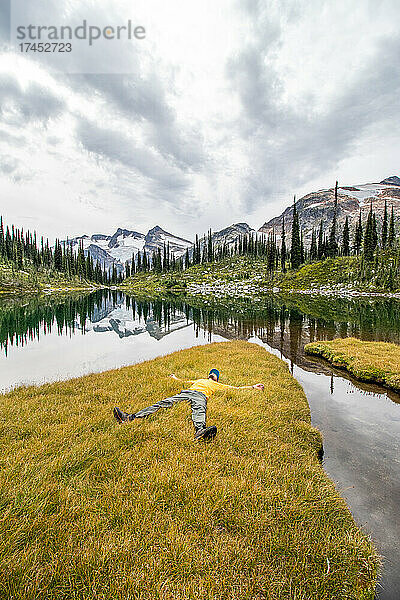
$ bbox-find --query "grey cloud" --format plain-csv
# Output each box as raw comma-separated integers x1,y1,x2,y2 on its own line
0,153,32,182
47,135,61,146
0,154,18,174
227,3,400,209
21,0,206,171
67,73,206,171
6,0,206,210
0,128,26,146
76,117,188,194
0,74,65,124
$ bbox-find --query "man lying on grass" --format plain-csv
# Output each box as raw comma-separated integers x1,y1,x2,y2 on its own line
114,368,265,440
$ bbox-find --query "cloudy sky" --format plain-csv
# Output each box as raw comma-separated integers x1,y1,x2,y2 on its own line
0,0,399,242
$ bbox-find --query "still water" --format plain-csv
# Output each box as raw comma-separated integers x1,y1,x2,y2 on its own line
0,290,399,599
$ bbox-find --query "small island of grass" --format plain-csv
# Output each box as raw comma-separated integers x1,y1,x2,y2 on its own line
0,341,378,599
305,337,400,392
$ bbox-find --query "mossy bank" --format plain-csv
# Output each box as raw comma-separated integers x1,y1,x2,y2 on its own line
0,341,378,599
305,337,400,392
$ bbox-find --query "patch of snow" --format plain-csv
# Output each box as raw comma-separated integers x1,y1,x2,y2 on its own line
338,183,393,203
114,234,145,251
304,201,325,210
109,244,144,263
92,238,111,250
158,232,192,248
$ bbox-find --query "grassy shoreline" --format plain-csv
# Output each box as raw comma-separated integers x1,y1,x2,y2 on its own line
120,255,400,299
3,254,400,298
305,338,400,392
0,341,378,599
0,259,103,294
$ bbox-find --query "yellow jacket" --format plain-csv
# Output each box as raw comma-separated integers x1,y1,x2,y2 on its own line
185,378,239,399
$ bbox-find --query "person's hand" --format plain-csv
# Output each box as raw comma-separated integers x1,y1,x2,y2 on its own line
253,383,264,391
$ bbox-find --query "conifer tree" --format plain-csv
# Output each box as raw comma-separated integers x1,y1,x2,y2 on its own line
317,221,324,259
388,206,395,248
207,229,214,262
111,264,117,284
363,204,375,261
76,240,86,278
300,229,305,264
153,248,162,272
16,235,23,269
5,226,12,260
290,196,302,269
342,216,350,256
142,249,148,272
281,216,287,272
201,235,207,263
382,200,388,249
0,216,4,259
327,181,338,257
194,235,200,264
54,239,63,271
310,228,317,260
354,211,363,255
372,213,378,251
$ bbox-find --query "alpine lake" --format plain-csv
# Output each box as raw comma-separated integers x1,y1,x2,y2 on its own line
1,289,399,600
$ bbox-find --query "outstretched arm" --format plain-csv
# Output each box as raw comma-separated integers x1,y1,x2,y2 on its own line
218,382,265,391
168,373,194,384
240,383,264,390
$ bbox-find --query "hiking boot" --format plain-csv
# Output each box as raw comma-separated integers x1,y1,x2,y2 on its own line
194,425,218,441
113,407,135,423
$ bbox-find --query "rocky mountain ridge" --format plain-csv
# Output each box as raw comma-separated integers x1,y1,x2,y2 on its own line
259,177,400,247
64,175,400,270
63,223,253,272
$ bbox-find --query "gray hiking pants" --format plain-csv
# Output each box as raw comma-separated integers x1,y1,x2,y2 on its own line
134,389,207,430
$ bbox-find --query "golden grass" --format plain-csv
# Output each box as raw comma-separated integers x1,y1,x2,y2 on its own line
305,337,400,392
0,341,378,599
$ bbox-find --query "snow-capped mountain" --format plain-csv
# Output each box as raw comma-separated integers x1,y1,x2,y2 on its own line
259,176,400,248
144,226,192,256
60,175,400,272
65,228,145,263
62,226,192,272
107,228,146,263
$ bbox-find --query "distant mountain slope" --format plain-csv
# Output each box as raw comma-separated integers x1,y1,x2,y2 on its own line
211,223,255,248
144,226,192,256
62,226,193,272
60,176,400,272
63,223,258,272
380,176,400,186
259,177,400,247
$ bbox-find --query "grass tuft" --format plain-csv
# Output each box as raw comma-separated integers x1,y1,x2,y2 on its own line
305,337,400,392
0,341,378,599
